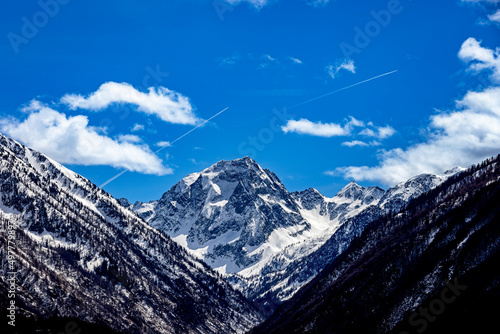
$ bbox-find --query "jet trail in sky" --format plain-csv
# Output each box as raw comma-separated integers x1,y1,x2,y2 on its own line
289,69,398,110
99,107,229,188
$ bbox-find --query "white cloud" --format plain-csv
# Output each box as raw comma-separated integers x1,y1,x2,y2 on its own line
459,38,500,83
359,128,376,137
1,101,170,175
282,119,347,137
377,125,396,139
289,57,303,64
359,125,396,139
61,82,200,125
460,1,500,24
327,59,356,79
262,54,276,62
488,9,500,23
117,134,142,143
336,86,500,186
342,140,381,147
282,117,364,137
342,140,368,147
282,116,395,145
156,141,171,148
131,123,145,132
347,117,365,128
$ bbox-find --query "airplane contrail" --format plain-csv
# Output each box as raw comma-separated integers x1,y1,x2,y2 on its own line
289,69,398,110
99,107,229,188
155,107,229,154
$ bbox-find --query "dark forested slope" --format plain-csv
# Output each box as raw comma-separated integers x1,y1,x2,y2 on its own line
251,155,500,334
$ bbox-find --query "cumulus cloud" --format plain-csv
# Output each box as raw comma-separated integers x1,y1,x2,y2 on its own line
282,117,364,137
61,82,200,125
336,86,500,186
326,59,356,79
359,125,396,139
459,38,500,83
282,116,395,144
1,101,170,175
488,9,500,23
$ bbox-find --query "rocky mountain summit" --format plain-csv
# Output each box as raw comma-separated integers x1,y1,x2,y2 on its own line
133,157,460,310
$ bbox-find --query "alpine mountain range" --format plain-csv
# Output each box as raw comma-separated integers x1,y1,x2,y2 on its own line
1,132,499,333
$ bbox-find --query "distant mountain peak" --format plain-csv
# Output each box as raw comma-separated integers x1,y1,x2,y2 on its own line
212,156,259,168
336,181,364,199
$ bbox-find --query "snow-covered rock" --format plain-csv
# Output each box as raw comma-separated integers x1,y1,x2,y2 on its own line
134,157,462,307
0,133,262,333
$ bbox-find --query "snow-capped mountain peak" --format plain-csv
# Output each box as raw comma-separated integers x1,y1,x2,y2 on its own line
0,133,262,333
335,181,365,200
134,157,304,276
133,157,466,308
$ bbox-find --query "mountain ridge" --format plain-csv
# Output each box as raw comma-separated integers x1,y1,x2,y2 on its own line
132,156,462,310
0,133,262,334
251,154,500,333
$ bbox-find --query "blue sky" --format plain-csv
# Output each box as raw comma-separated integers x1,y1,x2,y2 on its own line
1,0,500,202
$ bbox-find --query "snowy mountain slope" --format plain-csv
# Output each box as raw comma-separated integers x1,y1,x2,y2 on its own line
378,167,465,212
251,155,500,334
239,172,458,309
134,157,460,309
134,159,382,280
135,157,305,275
0,133,262,334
